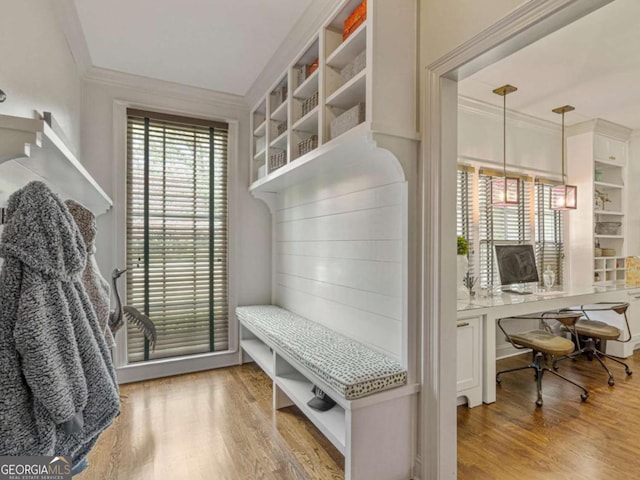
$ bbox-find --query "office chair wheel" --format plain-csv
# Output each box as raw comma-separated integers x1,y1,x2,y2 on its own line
496,375,502,384
608,377,615,386
587,351,594,361
581,392,589,402
536,398,543,407
625,367,632,376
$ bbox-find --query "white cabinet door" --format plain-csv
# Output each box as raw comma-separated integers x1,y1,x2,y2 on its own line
594,134,626,164
457,316,481,406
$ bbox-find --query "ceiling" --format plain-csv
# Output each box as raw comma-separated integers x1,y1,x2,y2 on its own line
73,0,313,96
459,0,640,129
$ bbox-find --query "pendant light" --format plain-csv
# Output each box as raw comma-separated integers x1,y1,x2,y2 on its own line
550,105,577,210
491,84,520,206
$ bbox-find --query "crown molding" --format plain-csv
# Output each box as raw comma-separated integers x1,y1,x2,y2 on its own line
567,118,632,140
84,66,248,110
244,0,340,108
458,95,559,134
51,0,92,75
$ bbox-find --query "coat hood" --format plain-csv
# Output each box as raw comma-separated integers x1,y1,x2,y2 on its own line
0,181,86,280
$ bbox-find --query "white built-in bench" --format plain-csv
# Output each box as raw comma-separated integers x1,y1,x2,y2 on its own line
237,305,419,480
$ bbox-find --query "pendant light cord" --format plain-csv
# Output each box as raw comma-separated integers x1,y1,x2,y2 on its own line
503,93,507,179
561,110,566,183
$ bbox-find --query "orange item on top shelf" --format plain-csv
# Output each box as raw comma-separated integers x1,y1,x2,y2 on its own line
343,0,367,40
309,58,319,74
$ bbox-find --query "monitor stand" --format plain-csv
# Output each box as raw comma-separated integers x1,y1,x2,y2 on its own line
501,283,533,295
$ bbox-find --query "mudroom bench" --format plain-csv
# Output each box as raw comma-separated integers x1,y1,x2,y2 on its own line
237,305,419,480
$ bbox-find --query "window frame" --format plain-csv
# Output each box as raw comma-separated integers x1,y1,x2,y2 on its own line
457,164,565,290
125,109,230,362
111,101,240,383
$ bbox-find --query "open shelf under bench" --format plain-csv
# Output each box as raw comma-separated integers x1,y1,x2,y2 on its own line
239,317,418,480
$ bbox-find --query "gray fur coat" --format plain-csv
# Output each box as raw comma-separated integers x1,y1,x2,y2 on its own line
65,200,116,348
0,182,120,463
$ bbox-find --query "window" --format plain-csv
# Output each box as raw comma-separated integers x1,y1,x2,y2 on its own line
126,109,229,363
456,166,474,275
477,170,531,288
535,181,564,284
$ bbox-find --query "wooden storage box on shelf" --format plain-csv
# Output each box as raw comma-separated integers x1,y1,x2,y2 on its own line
595,222,621,235
330,103,365,139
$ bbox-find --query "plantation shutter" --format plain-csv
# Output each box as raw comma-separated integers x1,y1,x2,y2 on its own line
478,170,532,289
535,181,564,285
126,109,229,363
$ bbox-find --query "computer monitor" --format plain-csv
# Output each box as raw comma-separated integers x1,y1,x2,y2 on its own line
495,244,539,289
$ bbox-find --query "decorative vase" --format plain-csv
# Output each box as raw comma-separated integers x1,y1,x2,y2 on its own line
457,255,469,299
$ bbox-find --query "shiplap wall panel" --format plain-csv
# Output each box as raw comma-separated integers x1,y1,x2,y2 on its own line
275,183,402,223
277,239,402,263
276,273,401,319
276,206,402,242
277,253,401,296
278,285,402,359
274,169,406,362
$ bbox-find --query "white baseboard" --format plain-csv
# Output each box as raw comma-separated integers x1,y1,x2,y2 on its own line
116,350,240,384
603,333,640,358
496,344,531,360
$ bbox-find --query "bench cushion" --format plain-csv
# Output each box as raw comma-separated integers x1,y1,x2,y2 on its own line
237,305,407,400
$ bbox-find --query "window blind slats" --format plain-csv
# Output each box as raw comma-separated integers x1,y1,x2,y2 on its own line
535,182,564,284
457,170,474,277
126,112,229,363
457,170,564,290
478,174,531,289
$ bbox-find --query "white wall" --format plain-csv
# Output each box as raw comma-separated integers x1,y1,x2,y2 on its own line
458,97,561,176
274,167,407,362
81,69,272,358
628,132,640,256
0,0,82,153
419,0,527,68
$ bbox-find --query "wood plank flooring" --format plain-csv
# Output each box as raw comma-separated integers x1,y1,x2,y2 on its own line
76,363,343,480
458,350,640,480
79,351,640,479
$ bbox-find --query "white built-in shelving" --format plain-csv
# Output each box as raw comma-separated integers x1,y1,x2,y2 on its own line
248,0,418,189
567,119,631,287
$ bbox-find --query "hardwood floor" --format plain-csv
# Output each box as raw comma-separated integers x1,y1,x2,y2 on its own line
458,350,640,480
77,363,343,480
79,351,640,479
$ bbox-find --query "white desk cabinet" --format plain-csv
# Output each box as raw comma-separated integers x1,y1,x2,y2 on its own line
603,288,640,358
457,316,482,407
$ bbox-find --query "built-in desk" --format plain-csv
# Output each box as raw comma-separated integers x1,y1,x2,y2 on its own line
457,284,637,405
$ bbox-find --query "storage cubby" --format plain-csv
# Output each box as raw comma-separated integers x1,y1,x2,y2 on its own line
239,317,417,480
251,99,267,182
248,0,417,193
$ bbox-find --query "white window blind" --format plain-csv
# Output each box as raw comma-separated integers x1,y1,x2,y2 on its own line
535,181,564,285
478,173,531,288
457,167,474,276
126,109,229,363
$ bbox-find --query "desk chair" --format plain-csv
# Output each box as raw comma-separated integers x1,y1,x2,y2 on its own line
496,311,589,407
553,302,632,386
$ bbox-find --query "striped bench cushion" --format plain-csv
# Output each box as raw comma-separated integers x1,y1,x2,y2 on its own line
237,305,407,400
